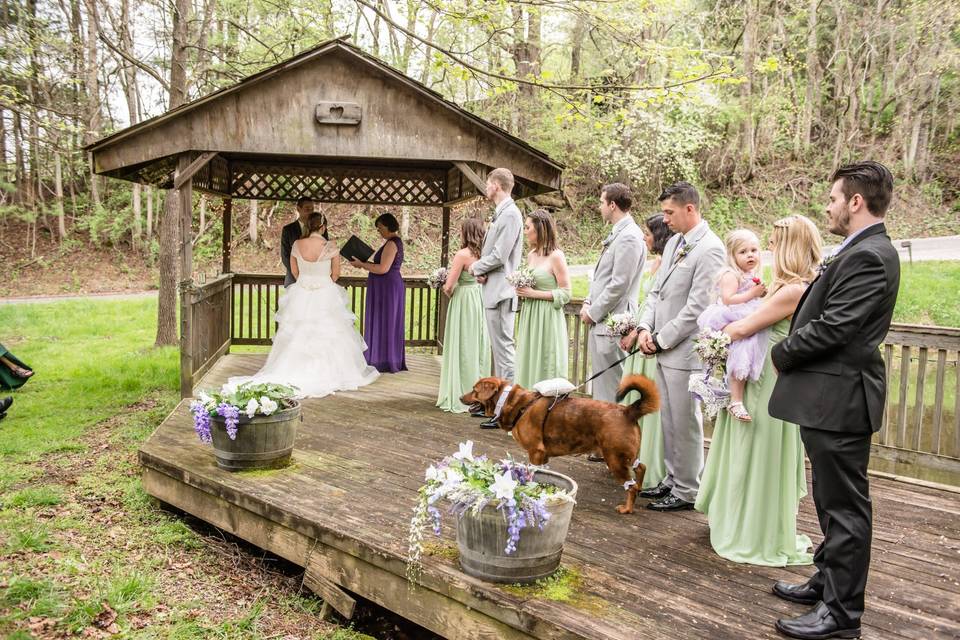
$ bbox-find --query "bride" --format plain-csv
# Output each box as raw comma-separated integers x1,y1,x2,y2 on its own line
229,211,379,397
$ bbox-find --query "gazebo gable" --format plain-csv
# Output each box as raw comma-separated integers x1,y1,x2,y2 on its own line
88,39,562,205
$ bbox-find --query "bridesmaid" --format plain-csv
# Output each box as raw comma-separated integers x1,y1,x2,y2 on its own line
618,214,672,486
350,213,407,373
515,209,571,388
436,218,491,412
695,215,822,566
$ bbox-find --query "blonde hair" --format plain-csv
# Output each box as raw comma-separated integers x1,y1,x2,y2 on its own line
769,215,822,295
723,228,762,276
487,168,515,193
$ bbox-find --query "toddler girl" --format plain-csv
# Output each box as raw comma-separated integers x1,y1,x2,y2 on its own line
698,229,768,422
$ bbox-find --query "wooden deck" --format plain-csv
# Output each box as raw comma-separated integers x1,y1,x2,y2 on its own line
140,354,960,640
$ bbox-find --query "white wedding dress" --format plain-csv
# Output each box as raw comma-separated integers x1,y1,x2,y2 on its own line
229,241,379,398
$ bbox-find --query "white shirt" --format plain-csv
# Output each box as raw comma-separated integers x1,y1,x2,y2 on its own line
833,221,884,256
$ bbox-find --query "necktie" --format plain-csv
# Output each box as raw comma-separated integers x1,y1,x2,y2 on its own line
673,236,687,264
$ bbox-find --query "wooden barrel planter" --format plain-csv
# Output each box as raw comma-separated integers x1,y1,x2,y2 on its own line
209,403,300,471
456,469,578,584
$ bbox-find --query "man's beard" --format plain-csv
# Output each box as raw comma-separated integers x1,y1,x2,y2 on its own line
829,206,851,237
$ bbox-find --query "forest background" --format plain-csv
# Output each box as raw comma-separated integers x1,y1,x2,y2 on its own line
1,0,958,313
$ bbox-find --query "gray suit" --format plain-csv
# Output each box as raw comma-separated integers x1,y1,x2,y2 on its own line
472,198,523,380
584,215,646,402
639,222,724,502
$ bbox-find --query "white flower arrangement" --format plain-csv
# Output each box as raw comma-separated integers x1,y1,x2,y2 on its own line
506,266,537,289
426,267,449,289
604,312,639,337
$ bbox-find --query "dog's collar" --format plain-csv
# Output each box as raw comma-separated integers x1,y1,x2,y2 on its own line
492,386,514,422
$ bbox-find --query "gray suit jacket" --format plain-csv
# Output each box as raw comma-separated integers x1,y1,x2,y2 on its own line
472,199,523,310
639,222,725,370
585,215,647,325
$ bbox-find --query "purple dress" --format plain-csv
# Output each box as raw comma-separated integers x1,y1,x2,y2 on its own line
364,237,407,373
698,275,768,382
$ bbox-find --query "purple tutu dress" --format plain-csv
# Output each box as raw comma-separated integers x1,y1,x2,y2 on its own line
697,275,768,382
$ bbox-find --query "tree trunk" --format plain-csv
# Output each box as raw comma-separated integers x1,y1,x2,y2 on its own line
133,184,142,243
83,0,102,210
55,151,66,239
800,0,819,152
155,0,192,346
248,199,259,244
12,110,25,205
740,0,758,178
146,185,153,241
569,12,588,81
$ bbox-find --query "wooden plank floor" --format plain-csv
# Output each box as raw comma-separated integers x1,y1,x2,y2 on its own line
140,354,960,640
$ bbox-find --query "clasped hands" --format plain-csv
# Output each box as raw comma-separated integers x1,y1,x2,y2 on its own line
621,328,657,354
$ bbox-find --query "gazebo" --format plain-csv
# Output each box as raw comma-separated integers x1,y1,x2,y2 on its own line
86,36,563,397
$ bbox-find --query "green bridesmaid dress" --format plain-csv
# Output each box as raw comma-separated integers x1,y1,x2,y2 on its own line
620,271,665,489
515,266,570,388
0,343,31,390
694,318,813,566
436,271,491,413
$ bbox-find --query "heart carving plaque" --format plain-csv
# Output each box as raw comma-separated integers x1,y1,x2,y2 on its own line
315,102,361,125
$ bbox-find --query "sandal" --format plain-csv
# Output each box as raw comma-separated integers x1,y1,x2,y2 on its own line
10,365,32,378
728,401,752,422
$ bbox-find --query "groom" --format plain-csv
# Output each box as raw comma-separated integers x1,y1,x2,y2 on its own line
623,182,724,511
768,161,899,640
470,168,523,428
280,198,315,287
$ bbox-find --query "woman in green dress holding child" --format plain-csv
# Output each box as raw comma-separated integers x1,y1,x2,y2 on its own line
515,209,571,388
619,214,672,487
694,214,822,566
436,218,491,412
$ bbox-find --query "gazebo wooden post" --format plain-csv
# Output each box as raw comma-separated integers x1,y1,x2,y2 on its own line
436,205,452,355
177,154,195,398
222,197,232,274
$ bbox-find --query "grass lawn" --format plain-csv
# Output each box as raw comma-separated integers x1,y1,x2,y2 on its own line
0,299,373,639
571,260,960,328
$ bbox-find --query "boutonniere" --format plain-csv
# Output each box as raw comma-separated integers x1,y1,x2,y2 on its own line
818,253,839,275
675,242,696,263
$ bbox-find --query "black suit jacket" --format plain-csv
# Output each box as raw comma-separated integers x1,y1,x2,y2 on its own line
280,220,303,287
768,224,900,433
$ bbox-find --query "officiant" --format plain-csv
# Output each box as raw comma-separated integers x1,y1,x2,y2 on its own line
280,198,316,287
349,213,407,373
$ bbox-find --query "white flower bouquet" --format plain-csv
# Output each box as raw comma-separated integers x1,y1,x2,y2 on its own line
506,266,537,289
604,312,639,337
689,329,732,418
426,267,449,289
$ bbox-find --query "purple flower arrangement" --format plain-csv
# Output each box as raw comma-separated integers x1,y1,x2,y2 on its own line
688,329,732,418
407,440,574,581
189,381,298,443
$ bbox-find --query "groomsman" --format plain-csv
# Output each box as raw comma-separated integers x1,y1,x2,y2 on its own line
280,198,316,287
580,183,646,408
623,182,724,511
471,168,523,428
768,161,899,640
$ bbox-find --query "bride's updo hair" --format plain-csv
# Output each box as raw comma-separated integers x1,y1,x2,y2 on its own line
306,211,329,240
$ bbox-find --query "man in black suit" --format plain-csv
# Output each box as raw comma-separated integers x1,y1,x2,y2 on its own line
768,161,900,640
281,198,315,287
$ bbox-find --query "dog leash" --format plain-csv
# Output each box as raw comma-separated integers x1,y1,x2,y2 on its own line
570,345,643,394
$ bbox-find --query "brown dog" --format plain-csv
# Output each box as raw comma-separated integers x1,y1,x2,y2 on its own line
461,375,659,514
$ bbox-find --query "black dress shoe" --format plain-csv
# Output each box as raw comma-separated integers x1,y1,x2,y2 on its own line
639,483,671,500
479,418,499,429
775,602,861,639
470,411,487,418
646,493,695,511
586,453,605,462
773,579,821,606
0,397,11,413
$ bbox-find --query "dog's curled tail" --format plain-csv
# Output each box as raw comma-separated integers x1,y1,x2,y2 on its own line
616,374,660,422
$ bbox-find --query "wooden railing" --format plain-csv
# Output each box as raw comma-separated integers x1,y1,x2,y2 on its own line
558,300,960,486
192,273,958,484
230,273,442,348
181,274,233,395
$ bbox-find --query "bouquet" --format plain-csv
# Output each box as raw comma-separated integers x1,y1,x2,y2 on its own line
407,440,575,580
604,312,638,338
505,266,537,289
426,267,449,289
190,381,298,443
688,329,732,418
